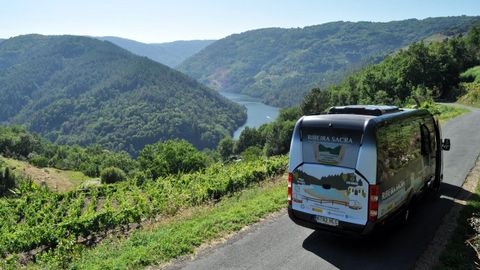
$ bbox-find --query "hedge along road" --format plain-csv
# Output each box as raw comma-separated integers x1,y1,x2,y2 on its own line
165,106,480,270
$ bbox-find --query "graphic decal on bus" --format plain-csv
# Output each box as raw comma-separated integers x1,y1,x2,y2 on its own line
314,143,345,164
292,165,368,225
302,128,361,168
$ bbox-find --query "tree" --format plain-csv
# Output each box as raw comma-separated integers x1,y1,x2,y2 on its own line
300,88,331,115
0,167,15,195
235,127,265,154
465,26,480,65
101,151,137,175
240,146,263,161
277,107,301,122
100,167,127,184
264,120,296,156
138,139,207,179
217,136,235,161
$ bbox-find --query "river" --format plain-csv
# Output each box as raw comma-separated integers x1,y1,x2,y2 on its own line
220,92,280,139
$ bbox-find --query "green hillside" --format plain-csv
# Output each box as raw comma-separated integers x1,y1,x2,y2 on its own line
179,16,480,107
98,36,215,67
458,65,480,107
461,65,480,82
299,26,480,112
224,26,479,161
0,35,246,155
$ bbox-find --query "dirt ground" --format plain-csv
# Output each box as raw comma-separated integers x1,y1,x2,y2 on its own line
3,157,90,192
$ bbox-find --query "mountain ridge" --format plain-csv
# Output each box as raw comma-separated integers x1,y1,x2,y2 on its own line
0,34,246,155
179,16,480,107
97,36,215,67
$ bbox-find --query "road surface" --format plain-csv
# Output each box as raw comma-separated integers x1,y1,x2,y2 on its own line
167,107,480,270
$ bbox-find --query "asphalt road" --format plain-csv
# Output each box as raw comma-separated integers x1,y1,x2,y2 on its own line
167,107,480,270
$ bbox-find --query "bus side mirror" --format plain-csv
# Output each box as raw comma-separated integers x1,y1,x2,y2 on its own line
442,138,451,151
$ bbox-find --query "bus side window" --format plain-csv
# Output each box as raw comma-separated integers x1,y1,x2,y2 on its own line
420,124,432,156
426,117,437,155
376,120,418,183
376,125,389,184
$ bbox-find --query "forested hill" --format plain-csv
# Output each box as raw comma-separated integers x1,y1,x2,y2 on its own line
179,16,480,107
0,34,246,155
98,36,215,67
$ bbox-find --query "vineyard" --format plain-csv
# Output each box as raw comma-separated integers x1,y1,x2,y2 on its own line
0,155,287,267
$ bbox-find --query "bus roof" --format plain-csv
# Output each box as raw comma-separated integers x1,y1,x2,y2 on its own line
300,107,427,132
328,105,400,116
301,114,374,131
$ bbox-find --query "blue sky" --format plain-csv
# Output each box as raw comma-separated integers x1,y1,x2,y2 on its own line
1,0,479,43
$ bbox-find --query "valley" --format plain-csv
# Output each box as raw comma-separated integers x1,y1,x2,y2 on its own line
97,37,215,67
179,16,480,107
220,92,279,138
0,8,479,269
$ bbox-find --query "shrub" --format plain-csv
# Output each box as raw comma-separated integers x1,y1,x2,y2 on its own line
138,139,207,179
30,156,50,168
458,82,480,106
0,167,15,195
240,146,263,161
264,120,296,156
235,127,265,154
217,137,235,161
81,163,100,177
100,167,126,184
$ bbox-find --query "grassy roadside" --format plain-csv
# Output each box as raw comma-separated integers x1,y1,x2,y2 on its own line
61,175,287,269
426,103,470,123
458,82,480,108
435,105,470,122
436,177,480,270
458,65,480,108
459,101,480,109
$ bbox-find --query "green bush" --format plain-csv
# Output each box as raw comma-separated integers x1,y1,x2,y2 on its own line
0,126,43,159
30,156,50,168
100,167,126,184
264,120,296,156
0,167,15,195
235,127,265,154
217,137,235,161
80,163,100,177
138,139,207,179
458,82,480,107
460,65,480,82
240,146,263,161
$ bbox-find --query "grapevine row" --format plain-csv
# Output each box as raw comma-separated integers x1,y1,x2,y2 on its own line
0,156,287,259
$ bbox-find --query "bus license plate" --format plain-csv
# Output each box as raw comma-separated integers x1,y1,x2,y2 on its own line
315,216,339,226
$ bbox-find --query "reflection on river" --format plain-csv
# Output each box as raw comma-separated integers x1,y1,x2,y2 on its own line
220,92,280,139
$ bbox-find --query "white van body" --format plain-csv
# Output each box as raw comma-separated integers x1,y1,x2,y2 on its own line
287,105,449,234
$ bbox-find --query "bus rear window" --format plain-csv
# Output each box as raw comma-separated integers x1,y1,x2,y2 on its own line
301,127,362,168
